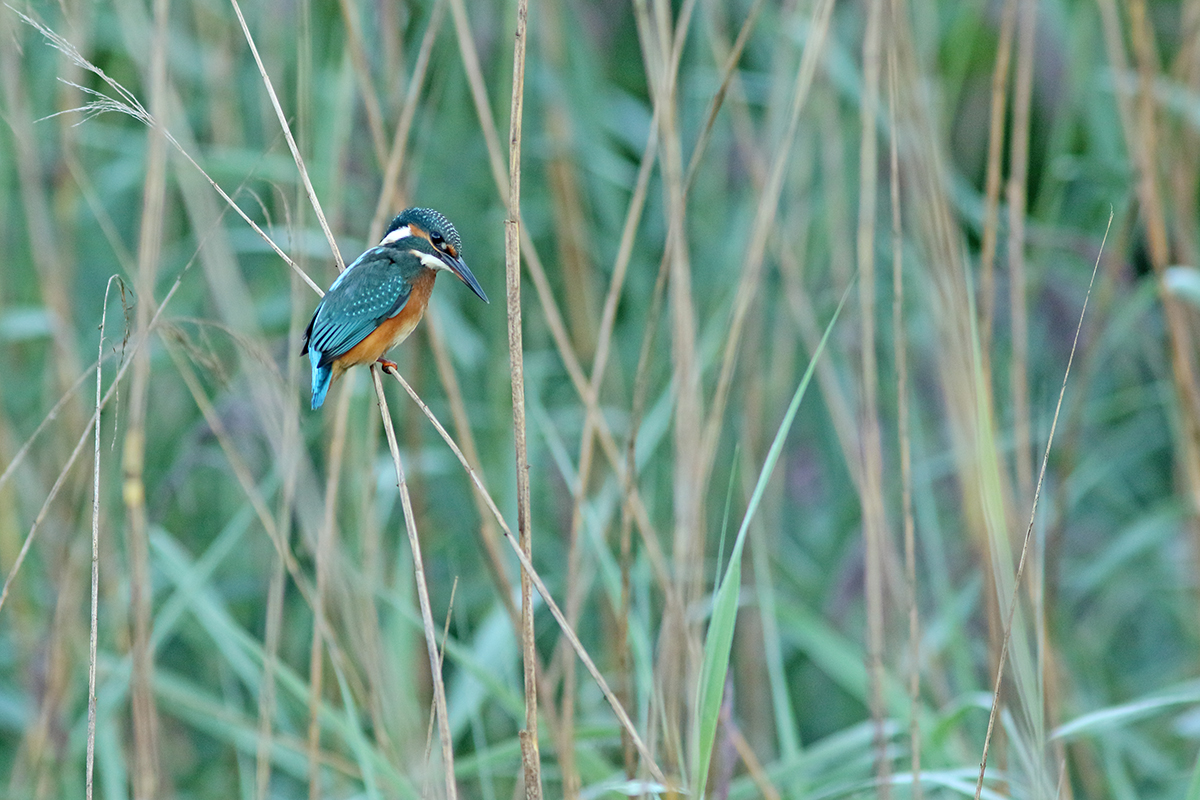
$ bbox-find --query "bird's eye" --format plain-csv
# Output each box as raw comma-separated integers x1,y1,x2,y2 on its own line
430,231,445,246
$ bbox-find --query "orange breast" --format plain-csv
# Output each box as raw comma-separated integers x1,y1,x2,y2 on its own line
331,271,435,377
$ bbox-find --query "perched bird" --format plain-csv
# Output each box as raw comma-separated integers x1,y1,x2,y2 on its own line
302,207,488,409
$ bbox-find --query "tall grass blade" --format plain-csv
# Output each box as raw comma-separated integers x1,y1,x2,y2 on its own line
692,282,853,799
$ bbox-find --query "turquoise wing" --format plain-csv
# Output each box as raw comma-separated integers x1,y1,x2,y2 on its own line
303,249,412,367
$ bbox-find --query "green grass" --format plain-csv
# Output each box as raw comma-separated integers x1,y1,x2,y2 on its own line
2,0,1199,798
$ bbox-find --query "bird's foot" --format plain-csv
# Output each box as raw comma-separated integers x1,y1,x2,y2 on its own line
375,357,399,375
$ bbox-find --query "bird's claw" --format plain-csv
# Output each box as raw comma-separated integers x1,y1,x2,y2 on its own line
376,357,399,375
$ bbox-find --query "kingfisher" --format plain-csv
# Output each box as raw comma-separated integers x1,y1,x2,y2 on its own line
302,207,488,409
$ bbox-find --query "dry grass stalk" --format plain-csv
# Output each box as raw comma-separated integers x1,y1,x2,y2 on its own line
500,0,542,795
368,0,448,240
0,259,188,618
373,367,458,798
87,277,124,800
632,0,704,771
122,0,171,791
385,369,669,785
421,578,460,795
308,381,352,800
973,213,1110,800
447,0,672,602
886,3,920,795
228,0,343,269
978,0,1017,365
856,0,891,796
335,0,387,168
1007,0,1037,510
1123,0,1200,538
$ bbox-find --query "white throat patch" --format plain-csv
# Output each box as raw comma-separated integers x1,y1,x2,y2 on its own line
416,251,448,271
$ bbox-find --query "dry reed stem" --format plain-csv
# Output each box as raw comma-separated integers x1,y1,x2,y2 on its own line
421,578,459,800
1007,0,1037,510
368,0,448,240
1,10,86,428
426,313,520,626
373,366,457,799
228,0,344,269
559,0,760,776
0,239,192,617
556,111,658,800
972,212,1111,800
856,1,891,797
123,1,171,789
308,380,352,800
886,6,921,796
335,0,387,168
500,0,542,794
1124,0,1200,535
700,0,835,481
978,0,1017,365
684,0,766,194
634,0,704,769
0,364,95,491
385,368,669,786
729,723,782,800
18,7,322,298
87,277,123,800
446,0,673,598
162,336,361,684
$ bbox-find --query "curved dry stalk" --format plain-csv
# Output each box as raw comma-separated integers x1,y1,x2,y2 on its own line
87,276,124,800
0,363,95,491
973,212,1111,800
16,8,321,298
384,368,669,788
227,0,343,270
372,367,457,798
446,0,672,598
421,577,458,797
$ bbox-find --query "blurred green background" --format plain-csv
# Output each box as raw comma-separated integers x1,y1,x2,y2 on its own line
1,0,1199,798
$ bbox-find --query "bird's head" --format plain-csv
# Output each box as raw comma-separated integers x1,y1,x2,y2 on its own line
381,207,488,303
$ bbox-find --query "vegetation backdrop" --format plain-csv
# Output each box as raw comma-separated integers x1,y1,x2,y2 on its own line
1,0,1198,798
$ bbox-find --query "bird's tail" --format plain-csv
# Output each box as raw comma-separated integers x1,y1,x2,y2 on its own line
310,357,333,409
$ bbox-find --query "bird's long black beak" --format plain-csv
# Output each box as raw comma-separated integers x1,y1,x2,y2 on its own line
443,254,488,303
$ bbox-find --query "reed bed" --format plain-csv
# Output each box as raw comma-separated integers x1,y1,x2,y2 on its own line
1,1,1197,798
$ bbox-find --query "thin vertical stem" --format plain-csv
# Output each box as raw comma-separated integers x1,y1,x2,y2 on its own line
1007,0,1037,509
979,0,1017,366
87,277,122,800
308,382,351,800
503,0,541,795
123,0,172,794
857,0,890,796
887,2,920,794
372,368,457,798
